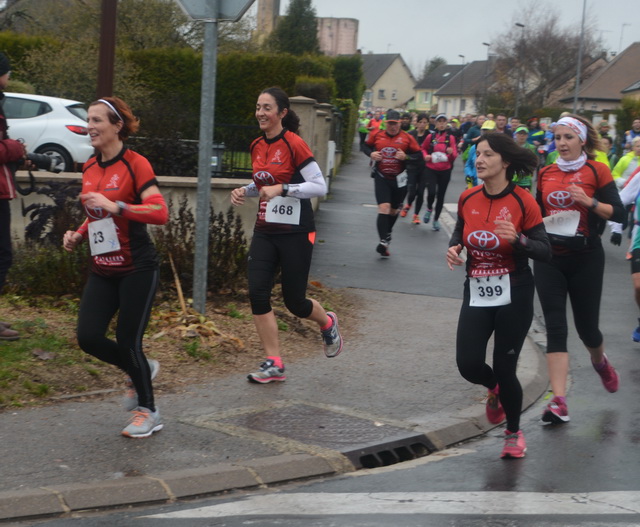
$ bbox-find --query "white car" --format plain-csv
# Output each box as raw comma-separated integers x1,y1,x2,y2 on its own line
2,92,94,172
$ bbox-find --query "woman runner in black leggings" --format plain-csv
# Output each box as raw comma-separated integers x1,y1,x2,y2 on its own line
63,97,168,438
447,133,550,458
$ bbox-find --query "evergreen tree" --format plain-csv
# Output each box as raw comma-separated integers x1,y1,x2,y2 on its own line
270,0,320,55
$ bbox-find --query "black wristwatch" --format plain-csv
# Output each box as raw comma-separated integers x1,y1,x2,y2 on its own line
589,197,599,210
115,200,127,215
281,184,289,197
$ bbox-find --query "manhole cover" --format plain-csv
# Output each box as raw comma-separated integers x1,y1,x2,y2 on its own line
221,404,413,450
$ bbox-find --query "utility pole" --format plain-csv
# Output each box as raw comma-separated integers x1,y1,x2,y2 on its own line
572,0,587,113
96,0,117,98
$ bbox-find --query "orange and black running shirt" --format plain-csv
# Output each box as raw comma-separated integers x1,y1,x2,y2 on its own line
452,183,548,280
536,160,624,250
250,129,317,234
81,147,160,277
365,129,421,178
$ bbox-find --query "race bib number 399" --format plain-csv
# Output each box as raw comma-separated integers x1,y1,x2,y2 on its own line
469,274,511,307
265,196,301,225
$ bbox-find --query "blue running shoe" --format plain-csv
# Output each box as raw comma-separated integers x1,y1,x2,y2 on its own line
321,311,343,358
633,325,640,342
432,220,440,231
247,359,286,383
423,209,432,224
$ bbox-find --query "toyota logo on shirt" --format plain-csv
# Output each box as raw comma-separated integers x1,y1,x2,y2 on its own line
547,190,574,209
380,146,397,158
254,171,276,185
467,230,500,251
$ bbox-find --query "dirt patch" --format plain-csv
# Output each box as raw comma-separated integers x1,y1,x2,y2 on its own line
0,282,362,409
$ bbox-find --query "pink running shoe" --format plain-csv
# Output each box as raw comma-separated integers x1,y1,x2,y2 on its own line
486,385,505,424
501,429,527,458
593,355,619,393
541,396,570,424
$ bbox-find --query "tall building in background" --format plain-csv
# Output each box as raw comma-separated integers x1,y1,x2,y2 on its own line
317,17,358,56
255,0,358,55
256,0,281,43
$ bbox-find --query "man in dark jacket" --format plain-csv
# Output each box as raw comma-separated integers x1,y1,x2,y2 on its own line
0,52,28,340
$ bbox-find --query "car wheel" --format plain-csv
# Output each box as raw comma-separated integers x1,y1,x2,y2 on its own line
35,144,74,173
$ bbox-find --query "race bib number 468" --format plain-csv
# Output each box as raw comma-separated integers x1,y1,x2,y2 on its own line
265,196,301,225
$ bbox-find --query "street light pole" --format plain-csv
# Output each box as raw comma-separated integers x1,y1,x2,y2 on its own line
572,0,587,113
618,23,631,54
482,42,491,113
514,22,525,117
458,54,465,115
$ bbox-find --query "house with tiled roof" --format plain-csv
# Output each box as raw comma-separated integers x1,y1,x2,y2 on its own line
412,64,465,113
434,60,492,117
360,53,416,110
558,42,640,112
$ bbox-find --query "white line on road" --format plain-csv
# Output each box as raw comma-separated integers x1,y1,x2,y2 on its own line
145,491,640,519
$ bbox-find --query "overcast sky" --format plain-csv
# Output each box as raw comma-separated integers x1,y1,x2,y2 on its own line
269,0,635,76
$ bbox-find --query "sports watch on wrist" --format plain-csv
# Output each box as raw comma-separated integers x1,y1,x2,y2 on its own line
281,184,289,197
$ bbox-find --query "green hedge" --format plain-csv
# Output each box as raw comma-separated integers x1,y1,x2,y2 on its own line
335,98,358,164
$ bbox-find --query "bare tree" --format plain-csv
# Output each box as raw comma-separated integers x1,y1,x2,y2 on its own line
489,4,601,112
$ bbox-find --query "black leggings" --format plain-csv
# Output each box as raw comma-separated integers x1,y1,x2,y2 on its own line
534,246,604,353
77,269,159,411
248,231,314,318
456,278,534,433
425,167,452,221
406,165,428,214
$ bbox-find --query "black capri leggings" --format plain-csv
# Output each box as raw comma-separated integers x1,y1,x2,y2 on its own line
406,165,428,214
248,231,315,318
534,245,605,353
77,269,159,410
456,277,534,433
425,167,452,221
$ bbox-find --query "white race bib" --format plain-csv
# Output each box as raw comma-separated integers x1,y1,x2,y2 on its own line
470,274,511,307
396,171,408,188
543,210,580,236
265,196,301,225
431,151,448,164
88,217,121,256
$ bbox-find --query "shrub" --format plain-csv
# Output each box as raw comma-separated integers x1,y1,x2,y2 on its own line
294,76,336,103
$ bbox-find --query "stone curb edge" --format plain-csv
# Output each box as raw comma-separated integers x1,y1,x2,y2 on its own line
0,338,548,523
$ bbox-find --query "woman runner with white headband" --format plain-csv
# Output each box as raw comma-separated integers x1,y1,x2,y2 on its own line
534,114,626,424
63,96,169,438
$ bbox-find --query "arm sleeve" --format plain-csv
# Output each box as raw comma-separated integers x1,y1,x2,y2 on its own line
513,223,551,262
288,160,326,199
76,218,89,239
597,180,626,224
243,182,259,197
449,216,464,247
119,193,169,225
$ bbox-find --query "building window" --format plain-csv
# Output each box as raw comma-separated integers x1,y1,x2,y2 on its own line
421,92,432,105
391,90,397,100
460,99,466,112
378,89,386,99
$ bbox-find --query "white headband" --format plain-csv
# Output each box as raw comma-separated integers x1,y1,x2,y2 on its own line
557,116,587,142
98,99,123,122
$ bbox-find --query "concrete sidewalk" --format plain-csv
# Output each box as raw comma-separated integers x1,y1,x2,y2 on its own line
0,146,549,522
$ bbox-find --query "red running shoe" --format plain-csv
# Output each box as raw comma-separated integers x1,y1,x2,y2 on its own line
486,385,505,424
541,396,570,423
593,355,619,393
400,205,410,218
501,429,527,458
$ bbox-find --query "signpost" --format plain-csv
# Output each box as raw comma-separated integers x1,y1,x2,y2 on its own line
175,0,255,313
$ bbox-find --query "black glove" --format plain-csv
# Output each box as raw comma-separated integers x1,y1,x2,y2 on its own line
610,232,622,246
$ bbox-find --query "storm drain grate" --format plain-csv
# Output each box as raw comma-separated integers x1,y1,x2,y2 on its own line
219,403,436,469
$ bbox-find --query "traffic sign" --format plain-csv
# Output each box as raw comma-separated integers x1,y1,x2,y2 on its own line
175,0,255,22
